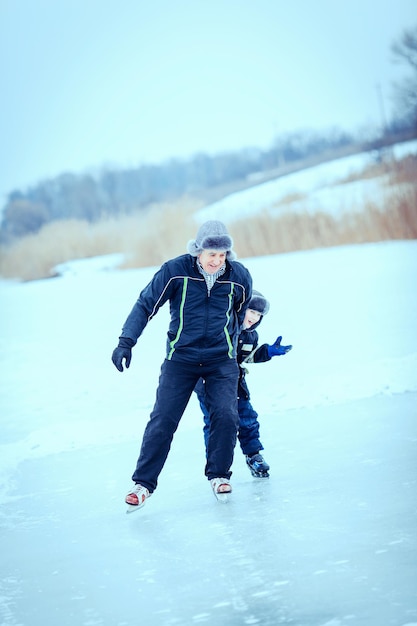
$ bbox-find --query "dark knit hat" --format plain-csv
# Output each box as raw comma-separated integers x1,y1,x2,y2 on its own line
248,290,270,316
187,220,236,260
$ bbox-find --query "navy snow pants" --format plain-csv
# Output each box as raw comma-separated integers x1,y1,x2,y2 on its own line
197,389,264,457
132,358,239,492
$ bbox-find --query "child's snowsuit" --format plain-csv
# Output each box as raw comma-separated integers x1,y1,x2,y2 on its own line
195,318,271,457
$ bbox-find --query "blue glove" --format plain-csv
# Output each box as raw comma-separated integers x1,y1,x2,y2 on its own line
112,337,135,372
267,336,292,357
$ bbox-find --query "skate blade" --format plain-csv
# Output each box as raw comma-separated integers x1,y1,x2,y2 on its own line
214,491,230,503
126,503,145,514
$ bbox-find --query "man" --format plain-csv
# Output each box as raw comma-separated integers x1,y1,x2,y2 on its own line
112,220,252,509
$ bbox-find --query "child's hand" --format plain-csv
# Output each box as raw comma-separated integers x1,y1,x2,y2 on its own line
267,336,292,357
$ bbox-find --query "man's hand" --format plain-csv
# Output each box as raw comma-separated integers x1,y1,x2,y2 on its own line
112,337,135,372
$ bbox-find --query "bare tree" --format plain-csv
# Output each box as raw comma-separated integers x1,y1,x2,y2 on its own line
391,25,417,128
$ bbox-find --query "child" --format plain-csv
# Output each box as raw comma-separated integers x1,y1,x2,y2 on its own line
195,290,292,478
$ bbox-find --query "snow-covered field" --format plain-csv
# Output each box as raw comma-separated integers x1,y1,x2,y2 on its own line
1,234,416,625
197,139,417,222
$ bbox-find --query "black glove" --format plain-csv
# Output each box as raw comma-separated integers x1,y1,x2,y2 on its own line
267,336,292,357
112,337,135,372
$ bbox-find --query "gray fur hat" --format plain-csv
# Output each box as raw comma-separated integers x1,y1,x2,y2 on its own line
187,220,236,260
248,290,270,316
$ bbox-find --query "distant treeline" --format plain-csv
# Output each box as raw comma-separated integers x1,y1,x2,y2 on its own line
1,120,415,244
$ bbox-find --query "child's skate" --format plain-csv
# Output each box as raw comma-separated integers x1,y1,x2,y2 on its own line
246,453,270,478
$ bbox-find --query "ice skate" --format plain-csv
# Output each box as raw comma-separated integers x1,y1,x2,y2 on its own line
125,483,150,513
246,453,270,478
210,477,232,503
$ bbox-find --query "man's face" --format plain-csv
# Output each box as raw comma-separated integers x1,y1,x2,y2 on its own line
198,250,227,274
243,308,261,329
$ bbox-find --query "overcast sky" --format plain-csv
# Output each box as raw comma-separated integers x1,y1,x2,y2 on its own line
1,0,415,199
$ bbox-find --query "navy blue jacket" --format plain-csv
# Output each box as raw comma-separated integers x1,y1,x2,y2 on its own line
194,317,271,400
237,324,271,399
120,254,252,364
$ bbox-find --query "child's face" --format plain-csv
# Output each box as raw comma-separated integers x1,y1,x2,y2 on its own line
243,308,262,329
198,250,227,274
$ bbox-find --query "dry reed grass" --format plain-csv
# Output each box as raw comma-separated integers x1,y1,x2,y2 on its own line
0,200,199,281
1,156,416,281
230,186,417,256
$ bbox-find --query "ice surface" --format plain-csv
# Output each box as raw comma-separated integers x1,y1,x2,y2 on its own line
1,155,417,625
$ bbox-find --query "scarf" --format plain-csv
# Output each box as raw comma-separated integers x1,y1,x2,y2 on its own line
197,260,226,292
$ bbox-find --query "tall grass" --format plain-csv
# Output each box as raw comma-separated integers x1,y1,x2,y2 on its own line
1,156,416,281
0,201,199,281
231,187,417,256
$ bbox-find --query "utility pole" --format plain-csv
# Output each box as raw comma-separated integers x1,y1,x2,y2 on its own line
376,82,392,163
376,82,388,135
